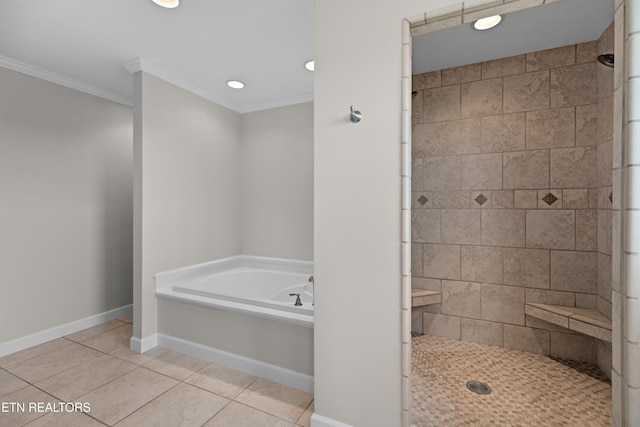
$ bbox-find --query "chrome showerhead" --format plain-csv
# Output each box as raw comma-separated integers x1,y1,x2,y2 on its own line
597,54,614,68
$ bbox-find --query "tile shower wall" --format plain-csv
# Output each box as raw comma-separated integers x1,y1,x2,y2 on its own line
411,41,607,363
596,23,614,378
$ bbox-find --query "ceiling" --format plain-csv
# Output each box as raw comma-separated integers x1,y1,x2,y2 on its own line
413,0,615,74
0,0,615,114
0,0,314,113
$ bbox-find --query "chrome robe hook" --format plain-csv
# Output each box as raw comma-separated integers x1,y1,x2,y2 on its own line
350,105,362,123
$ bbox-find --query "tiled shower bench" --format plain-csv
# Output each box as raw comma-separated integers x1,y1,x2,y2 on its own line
411,289,441,308
525,302,612,343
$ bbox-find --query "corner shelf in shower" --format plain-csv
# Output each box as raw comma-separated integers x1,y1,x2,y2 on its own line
525,302,612,343
411,289,441,308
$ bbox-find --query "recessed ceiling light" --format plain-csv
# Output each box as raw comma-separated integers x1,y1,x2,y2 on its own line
152,0,180,8
226,80,245,89
473,15,502,31
304,60,315,72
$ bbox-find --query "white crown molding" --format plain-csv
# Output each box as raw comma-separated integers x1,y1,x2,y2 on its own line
122,57,314,114
239,92,314,114
0,54,132,107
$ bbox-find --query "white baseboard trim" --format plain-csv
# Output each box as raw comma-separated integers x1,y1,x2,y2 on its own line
0,304,133,357
157,333,314,394
129,333,158,353
310,413,354,427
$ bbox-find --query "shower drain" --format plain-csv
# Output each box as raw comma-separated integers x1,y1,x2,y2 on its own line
466,381,492,395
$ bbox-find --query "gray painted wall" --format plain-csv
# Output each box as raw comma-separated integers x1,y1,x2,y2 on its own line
134,73,242,340
0,67,133,343
240,102,314,261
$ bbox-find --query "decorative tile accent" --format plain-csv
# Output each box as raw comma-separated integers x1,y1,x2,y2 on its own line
542,192,558,205
474,193,487,205
418,195,428,205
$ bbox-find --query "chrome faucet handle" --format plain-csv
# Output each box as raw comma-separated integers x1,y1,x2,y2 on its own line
289,293,302,306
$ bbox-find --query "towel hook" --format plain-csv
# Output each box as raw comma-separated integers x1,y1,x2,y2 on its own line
350,105,362,123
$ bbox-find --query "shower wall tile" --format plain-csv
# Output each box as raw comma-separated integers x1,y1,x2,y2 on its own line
481,284,526,325
526,210,575,250
411,243,423,277
550,331,597,363
537,189,563,209
423,244,461,280
597,94,613,142
503,150,550,189
422,313,461,340
597,139,613,186
576,104,598,146
503,71,550,113
576,209,598,251
550,63,597,108
424,191,471,209
597,253,613,302
461,78,503,118
589,188,599,208
563,188,590,209
460,246,503,284
412,277,442,292
481,113,525,153
503,325,550,355
470,190,492,209
412,90,424,126
598,186,613,210
412,158,424,191
461,319,504,347
550,250,597,293
442,118,482,155
424,156,461,190
411,209,441,243
550,146,597,188
460,153,502,189
525,289,575,306
481,209,525,247
576,41,598,64
481,55,525,79
575,293,597,309
412,122,442,158
525,45,576,72
441,63,481,86
514,190,538,208
413,41,602,359
411,311,423,335
503,248,550,289
441,209,481,245
423,85,461,123
598,209,612,255
492,190,514,208
412,70,441,91
526,107,576,149
441,280,482,319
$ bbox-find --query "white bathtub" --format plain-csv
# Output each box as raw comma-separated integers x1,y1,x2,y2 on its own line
155,256,314,327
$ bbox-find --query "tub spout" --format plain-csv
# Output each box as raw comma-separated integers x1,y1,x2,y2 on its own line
289,293,302,306
309,276,314,306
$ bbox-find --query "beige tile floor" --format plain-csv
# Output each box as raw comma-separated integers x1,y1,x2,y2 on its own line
412,334,612,427
0,317,313,427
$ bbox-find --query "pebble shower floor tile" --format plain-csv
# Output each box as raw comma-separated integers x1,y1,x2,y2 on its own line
411,335,612,427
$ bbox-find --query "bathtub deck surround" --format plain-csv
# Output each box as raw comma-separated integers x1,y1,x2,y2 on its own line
154,256,314,394
155,255,314,327
412,33,614,370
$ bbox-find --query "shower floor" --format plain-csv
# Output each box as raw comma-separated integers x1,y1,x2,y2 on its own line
411,335,612,427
